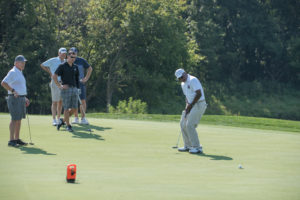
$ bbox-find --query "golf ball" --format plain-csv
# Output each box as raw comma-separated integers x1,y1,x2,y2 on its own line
238,164,243,169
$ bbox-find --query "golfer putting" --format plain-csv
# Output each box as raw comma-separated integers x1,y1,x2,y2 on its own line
175,69,207,154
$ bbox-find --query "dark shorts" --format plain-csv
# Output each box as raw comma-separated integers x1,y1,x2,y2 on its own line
79,83,86,100
7,96,26,120
61,87,78,109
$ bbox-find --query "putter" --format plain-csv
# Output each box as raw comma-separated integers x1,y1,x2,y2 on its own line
26,109,34,145
78,94,92,134
172,131,182,149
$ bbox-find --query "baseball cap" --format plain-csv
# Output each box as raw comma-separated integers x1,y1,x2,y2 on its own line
175,68,185,79
59,47,67,54
69,47,78,53
15,55,27,62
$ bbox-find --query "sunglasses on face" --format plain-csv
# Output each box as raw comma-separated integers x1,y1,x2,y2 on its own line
68,52,76,55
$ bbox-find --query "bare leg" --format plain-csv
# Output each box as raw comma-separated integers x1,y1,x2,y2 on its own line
73,108,79,118
64,109,70,126
52,102,58,120
9,121,15,141
57,100,63,119
13,120,21,140
80,99,86,119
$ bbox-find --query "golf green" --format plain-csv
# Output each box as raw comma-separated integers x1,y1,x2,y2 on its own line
0,114,299,200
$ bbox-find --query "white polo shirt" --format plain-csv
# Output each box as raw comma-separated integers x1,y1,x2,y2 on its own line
2,66,27,95
42,57,65,81
181,74,205,104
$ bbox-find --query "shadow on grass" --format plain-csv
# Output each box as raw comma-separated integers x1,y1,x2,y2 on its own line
76,124,112,132
64,124,112,140
19,146,56,155
195,153,233,160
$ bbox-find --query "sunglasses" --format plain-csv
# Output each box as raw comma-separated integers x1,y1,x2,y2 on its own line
68,52,76,55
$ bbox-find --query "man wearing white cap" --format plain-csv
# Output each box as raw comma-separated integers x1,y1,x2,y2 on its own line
41,48,67,126
1,55,30,147
175,68,207,154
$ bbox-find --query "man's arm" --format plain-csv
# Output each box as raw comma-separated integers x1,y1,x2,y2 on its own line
1,81,18,97
81,66,93,83
52,74,63,89
185,89,202,117
40,64,52,78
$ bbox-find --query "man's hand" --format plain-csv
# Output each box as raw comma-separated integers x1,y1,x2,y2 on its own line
80,77,88,83
25,98,30,107
60,84,69,90
12,90,19,98
185,103,193,117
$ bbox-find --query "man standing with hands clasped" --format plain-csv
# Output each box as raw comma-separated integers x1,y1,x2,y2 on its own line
175,69,207,154
53,49,79,132
1,55,30,147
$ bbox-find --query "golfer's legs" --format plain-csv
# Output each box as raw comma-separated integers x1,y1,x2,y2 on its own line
180,111,192,147
186,102,207,148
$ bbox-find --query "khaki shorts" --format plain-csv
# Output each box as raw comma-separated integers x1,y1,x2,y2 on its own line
49,80,61,102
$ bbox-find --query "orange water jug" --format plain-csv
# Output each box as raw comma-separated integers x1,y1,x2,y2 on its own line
66,164,77,183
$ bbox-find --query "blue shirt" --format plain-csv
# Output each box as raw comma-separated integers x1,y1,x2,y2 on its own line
74,57,90,80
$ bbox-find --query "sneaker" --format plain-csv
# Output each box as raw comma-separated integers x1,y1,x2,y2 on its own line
66,125,73,132
16,139,28,146
52,119,57,126
72,117,79,124
80,118,89,125
8,140,19,147
178,147,189,152
57,118,65,131
189,147,203,154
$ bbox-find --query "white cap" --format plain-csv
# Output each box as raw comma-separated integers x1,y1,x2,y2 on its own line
175,68,185,79
58,47,67,54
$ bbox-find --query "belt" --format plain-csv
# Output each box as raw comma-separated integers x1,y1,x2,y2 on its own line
8,94,26,97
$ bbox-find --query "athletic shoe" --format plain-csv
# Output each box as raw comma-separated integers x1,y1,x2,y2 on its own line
72,117,79,124
57,118,65,131
189,147,203,154
178,147,189,152
52,119,57,126
66,125,73,132
8,140,19,147
80,118,89,125
16,139,28,146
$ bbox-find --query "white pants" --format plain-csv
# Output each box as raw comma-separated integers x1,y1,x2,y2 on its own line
180,101,207,148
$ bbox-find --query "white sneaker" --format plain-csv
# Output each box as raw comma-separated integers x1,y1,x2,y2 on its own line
72,117,79,124
178,147,189,152
52,119,57,126
80,118,89,125
189,147,203,154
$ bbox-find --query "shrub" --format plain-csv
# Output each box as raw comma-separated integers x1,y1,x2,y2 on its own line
109,97,148,114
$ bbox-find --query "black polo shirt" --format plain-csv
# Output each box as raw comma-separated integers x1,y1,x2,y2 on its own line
55,62,79,88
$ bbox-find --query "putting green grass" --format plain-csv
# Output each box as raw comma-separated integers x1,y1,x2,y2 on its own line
0,114,300,200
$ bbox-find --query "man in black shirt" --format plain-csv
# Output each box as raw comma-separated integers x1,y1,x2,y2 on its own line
53,49,79,132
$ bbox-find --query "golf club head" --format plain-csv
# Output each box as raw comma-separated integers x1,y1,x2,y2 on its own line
172,146,178,149
29,142,34,145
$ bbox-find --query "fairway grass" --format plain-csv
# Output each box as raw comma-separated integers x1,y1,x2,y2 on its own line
0,114,300,200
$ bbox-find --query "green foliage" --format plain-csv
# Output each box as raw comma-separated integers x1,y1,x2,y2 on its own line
0,0,299,120
109,97,148,114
